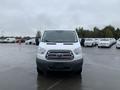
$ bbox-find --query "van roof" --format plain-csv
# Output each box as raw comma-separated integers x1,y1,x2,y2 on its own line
44,30,75,32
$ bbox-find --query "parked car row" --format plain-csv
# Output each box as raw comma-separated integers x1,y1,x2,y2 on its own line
0,38,37,45
80,38,119,48
0,38,16,43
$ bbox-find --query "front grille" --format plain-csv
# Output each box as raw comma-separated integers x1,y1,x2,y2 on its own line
46,50,74,60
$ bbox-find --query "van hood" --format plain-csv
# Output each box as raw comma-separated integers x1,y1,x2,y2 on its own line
39,42,81,50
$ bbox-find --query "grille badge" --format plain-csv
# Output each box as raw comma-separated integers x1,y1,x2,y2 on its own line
56,53,63,57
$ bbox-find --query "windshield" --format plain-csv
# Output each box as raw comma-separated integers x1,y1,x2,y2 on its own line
42,30,78,42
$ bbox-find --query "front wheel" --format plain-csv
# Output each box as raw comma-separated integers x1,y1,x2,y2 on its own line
116,47,119,49
98,46,100,48
43,70,50,76
76,68,82,74
37,67,43,75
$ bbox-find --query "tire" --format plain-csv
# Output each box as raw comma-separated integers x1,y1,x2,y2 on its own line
98,46,100,48
116,47,119,49
37,67,43,75
29,42,32,45
76,67,82,74
37,66,49,76
43,70,50,76
92,44,94,47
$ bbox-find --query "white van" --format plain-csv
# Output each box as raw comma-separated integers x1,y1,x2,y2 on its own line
98,38,113,48
36,30,83,75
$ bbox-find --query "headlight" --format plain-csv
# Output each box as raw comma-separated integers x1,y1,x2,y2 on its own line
74,47,82,55
38,47,46,54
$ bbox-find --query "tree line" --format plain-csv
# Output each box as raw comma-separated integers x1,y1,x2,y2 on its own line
76,25,120,39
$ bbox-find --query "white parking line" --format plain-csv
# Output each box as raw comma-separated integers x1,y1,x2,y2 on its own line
47,79,63,90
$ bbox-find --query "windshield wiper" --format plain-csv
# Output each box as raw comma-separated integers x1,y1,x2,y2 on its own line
44,40,50,42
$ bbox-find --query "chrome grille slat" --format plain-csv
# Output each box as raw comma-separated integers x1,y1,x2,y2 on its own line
46,50,74,60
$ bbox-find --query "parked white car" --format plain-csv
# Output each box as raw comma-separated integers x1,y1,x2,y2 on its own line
116,38,120,49
98,38,113,48
25,39,36,45
36,30,83,75
84,38,96,47
3,38,16,43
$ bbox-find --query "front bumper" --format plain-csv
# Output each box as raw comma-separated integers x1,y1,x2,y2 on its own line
98,44,110,48
36,58,83,72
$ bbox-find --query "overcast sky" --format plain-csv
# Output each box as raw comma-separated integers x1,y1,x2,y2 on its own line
0,0,120,36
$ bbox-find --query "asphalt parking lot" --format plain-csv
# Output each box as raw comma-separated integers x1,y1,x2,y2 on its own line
0,44,120,90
